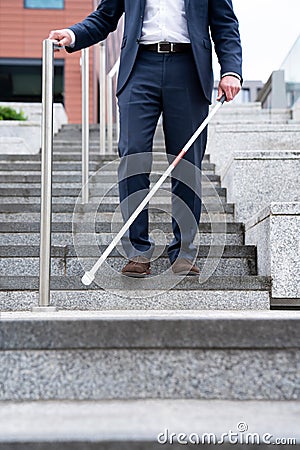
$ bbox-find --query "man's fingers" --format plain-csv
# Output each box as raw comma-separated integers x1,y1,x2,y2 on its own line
216,87,224,101
225,86,234,101
218,76,241,102
224,85,234,101
58,37,69,47
49,30,61,41
48,29,71,48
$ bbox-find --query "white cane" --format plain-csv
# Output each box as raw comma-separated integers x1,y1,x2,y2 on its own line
82,94,226,285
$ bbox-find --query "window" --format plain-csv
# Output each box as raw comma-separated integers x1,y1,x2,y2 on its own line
24,0,64,9
0,59,64,104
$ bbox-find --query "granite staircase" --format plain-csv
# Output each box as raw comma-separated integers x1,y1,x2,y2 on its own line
0,124,270,310
0,123,299,449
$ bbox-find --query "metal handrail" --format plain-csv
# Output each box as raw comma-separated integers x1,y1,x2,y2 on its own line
37,39,90,309
99,41,106,154
107,58,120,153
38,39,55,310
81,47,90,204
256,70,287,109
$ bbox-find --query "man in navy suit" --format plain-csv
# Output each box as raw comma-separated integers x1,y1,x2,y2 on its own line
50,0,242,277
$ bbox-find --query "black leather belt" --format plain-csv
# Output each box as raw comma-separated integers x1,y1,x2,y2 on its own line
139,42,192,53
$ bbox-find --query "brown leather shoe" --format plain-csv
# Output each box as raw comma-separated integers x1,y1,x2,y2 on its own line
171,258,200,276
121,257,151,278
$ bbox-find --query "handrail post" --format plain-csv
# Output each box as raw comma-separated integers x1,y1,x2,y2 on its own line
116,102,120,145
107,58,120,154
35,39,57,311
99,41,106,155
81,48,89,204
107,76,113,153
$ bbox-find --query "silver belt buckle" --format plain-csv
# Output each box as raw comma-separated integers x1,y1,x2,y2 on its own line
157,42,172,53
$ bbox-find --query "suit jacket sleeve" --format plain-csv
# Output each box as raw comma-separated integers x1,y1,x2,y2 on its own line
208,0,243,79
66,0,124,53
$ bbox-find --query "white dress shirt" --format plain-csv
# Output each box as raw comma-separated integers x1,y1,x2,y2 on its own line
140,0,190,44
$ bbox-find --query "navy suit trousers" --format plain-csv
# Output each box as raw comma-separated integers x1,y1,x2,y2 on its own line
117,48,209,263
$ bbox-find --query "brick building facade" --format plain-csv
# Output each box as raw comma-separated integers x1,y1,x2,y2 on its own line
0,0,122,123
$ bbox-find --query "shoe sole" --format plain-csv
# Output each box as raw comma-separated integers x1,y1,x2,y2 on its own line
121,272,151,278
172,271,199,276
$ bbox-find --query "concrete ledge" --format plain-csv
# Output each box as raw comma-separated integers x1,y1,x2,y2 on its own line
0,400,299,446
0,102,67,134
292,96,300,121
0,310,299,350
221,151,300,222
1,311,299,401
225,149,300,161
210,102,292,125
0,289,270,312
0,275,271,291
245,202,300,299
245,202,300,230
207,123,300,173
0,103,67,154
0,137,32,155
0,121,41,155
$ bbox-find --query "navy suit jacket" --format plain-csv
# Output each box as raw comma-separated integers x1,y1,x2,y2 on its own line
67,0,242,102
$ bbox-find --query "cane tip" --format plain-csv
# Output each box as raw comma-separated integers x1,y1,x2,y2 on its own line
82,272,94,286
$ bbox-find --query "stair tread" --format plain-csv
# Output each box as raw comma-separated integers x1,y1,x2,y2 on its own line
0,222,244,233
0,244,255,257
0,399,298,444
0,310,299,350
0,204,234,214
0,275,271,291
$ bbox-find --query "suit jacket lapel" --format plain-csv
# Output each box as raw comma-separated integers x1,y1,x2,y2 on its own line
184,0,190,12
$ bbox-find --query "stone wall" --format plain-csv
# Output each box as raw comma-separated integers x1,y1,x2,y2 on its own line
221,150,300,222
245,202,300,301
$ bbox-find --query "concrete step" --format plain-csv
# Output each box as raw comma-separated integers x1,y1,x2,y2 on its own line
0,176,221,188
51,146,211,160
211,105,292,124
0,166,216,177
0,154,214,168
209,122,300,132
0,245,257,277
0,231,244,246
0,153,112,162
51,143,166,154
0,398,298,448
1,310,299,402
0,221,243,233
0,179,226,192
0,202,234,214
1,259,254,277
0,275,270,292
0,173,221,184
0,283,270,311
0,212,235,224
0,244,254,258
0,162,107,172
0,190,227,204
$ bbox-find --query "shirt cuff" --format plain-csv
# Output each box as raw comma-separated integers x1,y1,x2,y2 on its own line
221,72,242,82
65,29,76,47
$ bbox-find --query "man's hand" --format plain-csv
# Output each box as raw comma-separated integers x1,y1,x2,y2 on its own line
217,76,241,102
48,29,72,48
